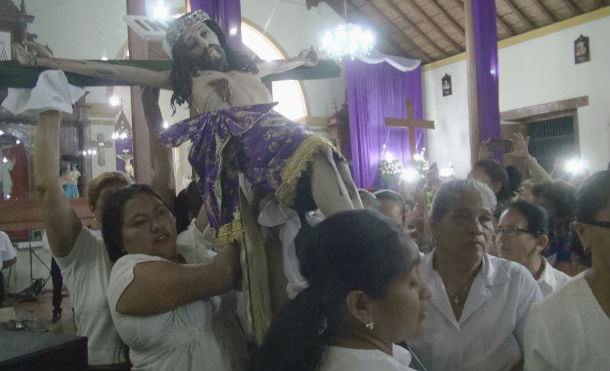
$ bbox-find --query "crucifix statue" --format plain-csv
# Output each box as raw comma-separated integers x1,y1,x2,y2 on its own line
385,99,435,160
91,133,113,167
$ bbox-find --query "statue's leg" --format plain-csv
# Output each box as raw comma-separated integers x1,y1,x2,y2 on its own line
336,159,364,209
311,145,355,217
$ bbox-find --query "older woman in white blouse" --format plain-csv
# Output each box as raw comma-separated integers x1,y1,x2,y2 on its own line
408,179,543,371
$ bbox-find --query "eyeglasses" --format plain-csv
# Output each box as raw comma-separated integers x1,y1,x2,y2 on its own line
495,226,535,236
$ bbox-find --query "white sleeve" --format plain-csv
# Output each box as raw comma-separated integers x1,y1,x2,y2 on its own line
0,232,16,261
177,220,216,264
107,254,166,312
514,266,544,345
54,228,103,274
523,306,558,371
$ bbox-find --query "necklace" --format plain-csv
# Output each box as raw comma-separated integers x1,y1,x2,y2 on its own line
445,271,477,305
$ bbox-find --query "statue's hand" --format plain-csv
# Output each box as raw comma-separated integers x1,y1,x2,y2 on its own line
12,42,53,66
26,41,54,58
298,46,319,67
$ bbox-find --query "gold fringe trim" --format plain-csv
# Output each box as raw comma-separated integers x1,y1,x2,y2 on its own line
275,135,345,208
212,215,244,245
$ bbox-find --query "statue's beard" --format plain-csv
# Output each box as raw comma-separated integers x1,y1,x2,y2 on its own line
195,45,229,72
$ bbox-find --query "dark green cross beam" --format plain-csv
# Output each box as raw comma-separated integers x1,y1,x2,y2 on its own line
0,59,341,88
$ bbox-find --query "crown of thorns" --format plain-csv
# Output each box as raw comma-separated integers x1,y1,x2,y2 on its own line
166,10,211,48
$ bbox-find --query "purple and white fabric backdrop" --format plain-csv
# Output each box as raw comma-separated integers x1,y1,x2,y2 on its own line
345,60,424,188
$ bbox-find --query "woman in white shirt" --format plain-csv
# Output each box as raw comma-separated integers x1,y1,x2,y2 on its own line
409,179,543,371
101,184,241,371
524,170,610,371
497,201,570,296
250,209,430,371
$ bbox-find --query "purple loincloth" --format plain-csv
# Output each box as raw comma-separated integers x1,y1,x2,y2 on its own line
160,103,341,243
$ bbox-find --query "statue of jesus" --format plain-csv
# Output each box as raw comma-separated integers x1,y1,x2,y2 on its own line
14,9,362,341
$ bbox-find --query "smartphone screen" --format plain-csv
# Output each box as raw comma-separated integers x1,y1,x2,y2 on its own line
487,139,512,153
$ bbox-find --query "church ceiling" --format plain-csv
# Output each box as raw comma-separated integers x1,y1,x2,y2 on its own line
313,0,607,63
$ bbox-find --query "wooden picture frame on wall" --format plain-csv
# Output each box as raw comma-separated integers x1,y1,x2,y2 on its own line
442,74,452,97
574,35,590,64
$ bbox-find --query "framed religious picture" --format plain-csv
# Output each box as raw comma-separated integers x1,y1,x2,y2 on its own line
574,35,590,64
442,74,452,96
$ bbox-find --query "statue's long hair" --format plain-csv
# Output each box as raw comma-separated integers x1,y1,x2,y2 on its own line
170,19,258,113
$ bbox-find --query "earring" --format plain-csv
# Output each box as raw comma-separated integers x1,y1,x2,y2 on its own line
365,321,375,331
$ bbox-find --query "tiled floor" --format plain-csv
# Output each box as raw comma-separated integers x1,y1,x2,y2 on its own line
5,288,76,335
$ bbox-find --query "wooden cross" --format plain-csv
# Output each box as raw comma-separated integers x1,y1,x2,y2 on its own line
91,133,113,167
385,99,435,159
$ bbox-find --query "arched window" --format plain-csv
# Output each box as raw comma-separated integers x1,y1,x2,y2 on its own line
241,21,308,121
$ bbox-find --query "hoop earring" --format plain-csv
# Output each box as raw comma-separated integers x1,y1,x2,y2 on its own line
365,321,375,331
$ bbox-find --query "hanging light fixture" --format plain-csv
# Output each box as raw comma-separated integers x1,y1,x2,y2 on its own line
320,0,375,60
112,110,132,141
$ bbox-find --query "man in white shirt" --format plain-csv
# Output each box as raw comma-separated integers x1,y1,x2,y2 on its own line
0,231,17,306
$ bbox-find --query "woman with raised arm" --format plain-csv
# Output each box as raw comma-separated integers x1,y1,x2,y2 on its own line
17,70,177,368
250,209,430,371
34,106,130,367
102,184,242,371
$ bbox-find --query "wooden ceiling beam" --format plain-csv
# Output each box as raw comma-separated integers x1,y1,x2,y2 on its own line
396,0,464,52
457,0,515,37
503,0,537,29
431,0,465,35
324,0,406,56
496,13,516,35
372,0,449,58
350,0,435,61
531,0,557,23
559,0,584,14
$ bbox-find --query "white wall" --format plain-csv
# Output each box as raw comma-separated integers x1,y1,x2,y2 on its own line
424,14,610,176
499,16,610,172
17,0,128,104
423,60,471,177
241,0,347,116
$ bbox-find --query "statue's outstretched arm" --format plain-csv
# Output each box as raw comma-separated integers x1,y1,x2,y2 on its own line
256,47,319,78
13,42,172,89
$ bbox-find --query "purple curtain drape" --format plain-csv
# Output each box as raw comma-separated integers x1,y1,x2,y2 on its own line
345,60,423,188
188,0,242,50
472,1,501,153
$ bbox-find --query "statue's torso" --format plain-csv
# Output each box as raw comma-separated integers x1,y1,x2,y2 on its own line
191,70,272,113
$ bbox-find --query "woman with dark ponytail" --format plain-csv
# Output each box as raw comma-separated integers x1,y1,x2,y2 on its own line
250,209,430,371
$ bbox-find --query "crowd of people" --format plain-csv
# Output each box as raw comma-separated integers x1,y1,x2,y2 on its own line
3,9,608,371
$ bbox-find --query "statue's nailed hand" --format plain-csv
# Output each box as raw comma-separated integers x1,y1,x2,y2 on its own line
12,41,54,66
298,46,319,67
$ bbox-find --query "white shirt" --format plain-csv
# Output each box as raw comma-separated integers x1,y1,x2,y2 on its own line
409,251,543,371
318,344,416,371
107,253,231,371
524,272,610,371
0,231,16,263
54,228,125,365
176,219,217,264
537,258,570,297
